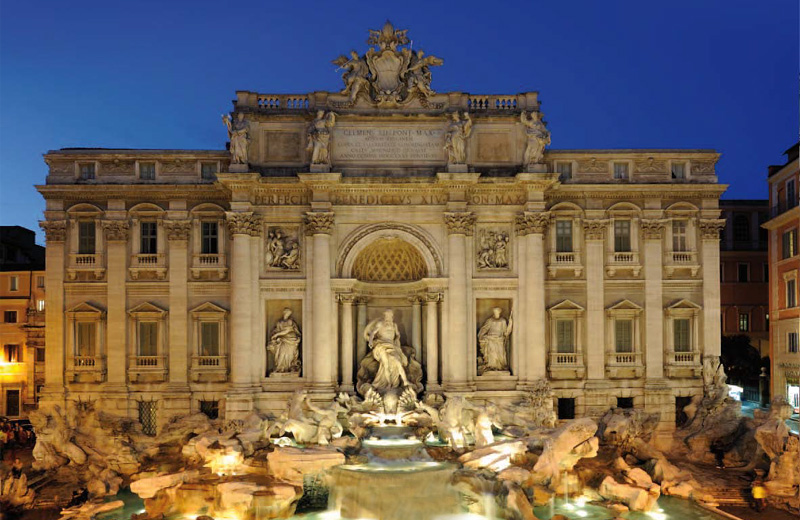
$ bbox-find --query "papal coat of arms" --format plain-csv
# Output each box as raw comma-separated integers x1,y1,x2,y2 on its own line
333,21,443,107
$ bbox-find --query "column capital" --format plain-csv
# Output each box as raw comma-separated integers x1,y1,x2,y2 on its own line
425,292,442,304
101,220,130,242
443,211,476,235
163,219,192,241
338,293,357,304
225,211,262,236
304,211,335,235
39,220,67,242
515,211,550,236
640,219,668,240
698,218,726,240
582,219,609,240
408,295,424,305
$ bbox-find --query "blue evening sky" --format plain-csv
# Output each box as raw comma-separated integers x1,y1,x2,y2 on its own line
1,0,797,243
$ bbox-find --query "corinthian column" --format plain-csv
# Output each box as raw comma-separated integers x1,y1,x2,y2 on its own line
425,293,441,390
641,219,667,380
356,297,368,367
164,219,191,388
443,211,475,392
339,294,356,392
515,212,549,385
409,296,423,363
306,211,336,393
102,220,130,388
583,219,608,381
699,219,725,358
39,220,67,399
226,212,259,389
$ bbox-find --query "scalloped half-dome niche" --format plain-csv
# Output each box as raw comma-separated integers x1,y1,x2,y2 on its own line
352,237,427,282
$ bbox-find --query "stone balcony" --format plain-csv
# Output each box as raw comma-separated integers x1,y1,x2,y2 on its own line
66,356,106,383
605,351,645,379
67,253,105,280
548,351,586,379
129,254,167,280
191,355,228,383
547,251,583,277
128,355,168,382
191,253,228,280
665,350,702,378
606,251,641,277
664,251,700,277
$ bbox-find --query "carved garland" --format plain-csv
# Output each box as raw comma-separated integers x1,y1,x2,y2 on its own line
304,211,335,235
582,219,609,240
692,161,716,174
164,220,192,241
101,220,130,242
225,212,262,236
640,219,668,240
515,212,550,236
443,212,476,235
698,219,726,240
39,220,67,242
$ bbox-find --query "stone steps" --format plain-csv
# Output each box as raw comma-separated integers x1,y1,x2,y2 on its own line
707,487,751,506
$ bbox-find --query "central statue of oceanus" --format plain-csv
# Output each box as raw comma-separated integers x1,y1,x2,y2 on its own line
356,309,424,396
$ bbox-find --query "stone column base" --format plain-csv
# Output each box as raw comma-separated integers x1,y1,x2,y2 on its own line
443,381,476,394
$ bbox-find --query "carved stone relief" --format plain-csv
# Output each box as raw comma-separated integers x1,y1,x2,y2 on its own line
265,226,301,271
476,227,510,270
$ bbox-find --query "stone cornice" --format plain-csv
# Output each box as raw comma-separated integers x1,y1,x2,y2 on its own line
39,220,67,242
36,184,227,201
304,211,335,234
443,211,476,235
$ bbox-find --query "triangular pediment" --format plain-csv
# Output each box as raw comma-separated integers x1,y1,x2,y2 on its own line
189,302,228,315
548,299,585,312
128,302,167,316
67,302,104,314
607,299,643,311
667,298,702,310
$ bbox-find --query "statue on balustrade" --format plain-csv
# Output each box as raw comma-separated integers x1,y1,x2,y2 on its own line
333,50,370,103
222,113,249,165
477,307,513,374
520,110,550,168
267,308,301,374
444,111,472,165
307,110,337,165
356,309,423,396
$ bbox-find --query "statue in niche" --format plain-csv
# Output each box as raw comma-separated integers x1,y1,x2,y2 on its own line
267,308,301,374
477,229,510,269
265,228,300,270
477,307,513,374
444,111,472,165
356,309,423,396
306,111,336,165
333,50,370,103
520,110,550,168
222,113,249,165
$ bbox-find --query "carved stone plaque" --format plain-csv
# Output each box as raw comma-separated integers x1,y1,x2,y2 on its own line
331,124,446,164
264,131,302,162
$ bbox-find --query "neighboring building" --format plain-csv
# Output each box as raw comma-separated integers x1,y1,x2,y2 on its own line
0,226,46,418
36,24,727,442
763,142,800,411
719,200,769,356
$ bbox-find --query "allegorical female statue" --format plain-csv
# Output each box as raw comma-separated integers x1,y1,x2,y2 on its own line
222,113,249,165
520,110,550,168
444,111,472,165
267,308,301,374
306,111,337,165
363,310,410,390
477,307,513,374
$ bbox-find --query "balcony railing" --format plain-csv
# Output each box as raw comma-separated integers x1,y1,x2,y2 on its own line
550,352,580,365
770,198,799,218
73,356,97,368
606,251,641,277
131,254,164,267
70,253,102,267
193,355,226,367
669,251,695,264
194,253,223,266
668,351,701,365
548,251,583,277
607,351,642,366
257,94,310,110
610,251,638,263
130,355,165,368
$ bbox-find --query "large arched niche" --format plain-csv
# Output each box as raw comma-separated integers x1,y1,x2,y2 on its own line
338,223,443,280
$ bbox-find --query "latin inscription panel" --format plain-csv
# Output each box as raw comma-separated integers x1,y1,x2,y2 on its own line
332,124,446,164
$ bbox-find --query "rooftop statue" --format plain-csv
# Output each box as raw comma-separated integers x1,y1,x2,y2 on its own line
444,111,472,165
222,113,249,165
521,110,550,168
332,21,442,107
306,110,336,166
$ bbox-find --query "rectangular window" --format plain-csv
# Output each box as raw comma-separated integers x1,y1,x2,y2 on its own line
614,319,633,353
671,162,685,179
200,322,220,357
738,313,750,332
139,162,156,180
556,319,575,353
4,311,17,323
5,390,20,417
3,344,20,363
613,162,629,180
617,397,634,409
201,162,217,180
737,263,750,282
37,299,45,312
674,318,691,352
78,221,96,254
36,348,45,363
76,322,96,357
557,398,575,420
140,222,158,254
138,401,157,436
79,163,95,180
788,332,798,353
555,220,573,253
783,229,797,259
36,275,44,288
9,275,18,291
614,220,631,252
672,221,687,252
787,279,797,308
138,322,158,356
788,179,796,207
556,162,572,181
201,222,219,255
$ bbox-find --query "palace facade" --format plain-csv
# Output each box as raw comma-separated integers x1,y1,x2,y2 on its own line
37,24,726,439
